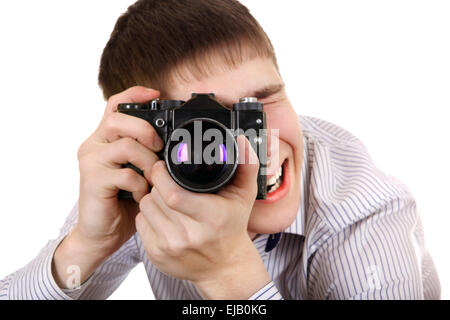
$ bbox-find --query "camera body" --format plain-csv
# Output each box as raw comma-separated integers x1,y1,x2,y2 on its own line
117,93,267,200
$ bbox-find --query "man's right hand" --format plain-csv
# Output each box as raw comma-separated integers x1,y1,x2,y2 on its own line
52,86,163,289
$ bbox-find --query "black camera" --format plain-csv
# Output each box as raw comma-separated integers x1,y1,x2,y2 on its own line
117,93,267,200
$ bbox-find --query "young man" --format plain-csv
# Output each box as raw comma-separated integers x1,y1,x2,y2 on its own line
0,0,441,299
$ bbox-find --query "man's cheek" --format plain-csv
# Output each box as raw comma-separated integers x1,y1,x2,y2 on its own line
269,111,302,148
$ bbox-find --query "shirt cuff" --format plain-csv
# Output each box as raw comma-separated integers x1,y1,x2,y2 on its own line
34,235,93,300
60,278,94,300
248,281,283,300
40,236,80,300
48,236,96,300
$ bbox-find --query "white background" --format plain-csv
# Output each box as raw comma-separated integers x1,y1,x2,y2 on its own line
0,0,448,300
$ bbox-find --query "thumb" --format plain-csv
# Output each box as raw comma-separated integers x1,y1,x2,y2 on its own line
219,135,260,200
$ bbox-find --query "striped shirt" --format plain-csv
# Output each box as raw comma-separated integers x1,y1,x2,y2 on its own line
0,115,441,300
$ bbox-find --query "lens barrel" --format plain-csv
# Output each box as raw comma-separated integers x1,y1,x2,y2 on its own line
164,118,239,193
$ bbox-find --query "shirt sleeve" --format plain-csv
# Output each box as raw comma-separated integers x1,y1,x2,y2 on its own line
248,281,283,300
307,195,441,300
0,202,141,300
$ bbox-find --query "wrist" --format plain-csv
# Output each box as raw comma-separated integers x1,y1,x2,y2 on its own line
69,226,119,259
193,236,270,300
52,229,111,289
63,228,113,262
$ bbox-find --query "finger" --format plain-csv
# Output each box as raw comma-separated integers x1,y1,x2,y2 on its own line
135,212,153,243
104,86,160,115
98,137,159,184
135,212,160,259
96,111,164,152
150,160,214,217
88,166,149,202
218,135,260,201
138,193,174,239
149,186,189,226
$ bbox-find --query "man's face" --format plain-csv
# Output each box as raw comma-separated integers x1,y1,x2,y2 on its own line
165,57,304,238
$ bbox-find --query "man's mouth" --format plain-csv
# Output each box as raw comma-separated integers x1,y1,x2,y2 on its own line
266,161,284,193
258,159,290,204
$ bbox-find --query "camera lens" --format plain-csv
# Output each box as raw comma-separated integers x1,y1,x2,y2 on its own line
175,142,227,184
165,119,238,193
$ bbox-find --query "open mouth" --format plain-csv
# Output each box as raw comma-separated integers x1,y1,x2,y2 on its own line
266,161,285,193
265,159,288,195
258,159,290,204
257,159,289,204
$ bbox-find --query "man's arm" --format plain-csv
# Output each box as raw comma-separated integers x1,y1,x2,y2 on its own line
0,202,141,300
307,195,441,300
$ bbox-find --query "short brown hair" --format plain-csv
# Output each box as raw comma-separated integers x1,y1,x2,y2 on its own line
98,0,279,100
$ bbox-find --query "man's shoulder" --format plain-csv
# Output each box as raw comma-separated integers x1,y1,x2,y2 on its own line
298,114,365,148
298,114,416,234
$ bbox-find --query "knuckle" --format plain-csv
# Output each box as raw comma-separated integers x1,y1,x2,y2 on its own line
120,168,138,185
119,136,136,150
78,154,95,173
165,240,182,257
185,228,203,249
106,92,121,109
139,193,153,212
128,85,143,93
147,246,164,264
132,185,148,203
107,92,119,104
103,113,119,135
209,212,226,233
150,163,159,181
164,191,182,209
77,135,96,159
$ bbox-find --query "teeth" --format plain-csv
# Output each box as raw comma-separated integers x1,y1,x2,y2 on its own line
267,181,281,193
267,175,278,186
266,165,283,186
266,164,284,193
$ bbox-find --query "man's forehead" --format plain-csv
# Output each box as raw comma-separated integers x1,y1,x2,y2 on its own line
164,56,282,103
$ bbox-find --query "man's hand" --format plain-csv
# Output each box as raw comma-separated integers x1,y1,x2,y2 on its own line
52,86,163,289
136,135,271,299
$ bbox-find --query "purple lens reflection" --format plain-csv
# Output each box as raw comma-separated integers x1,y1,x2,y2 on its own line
220,144,227,162
177,143,226,163
177,143,188,163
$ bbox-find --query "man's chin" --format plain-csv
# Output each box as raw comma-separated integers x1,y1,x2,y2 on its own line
248,195,300,236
